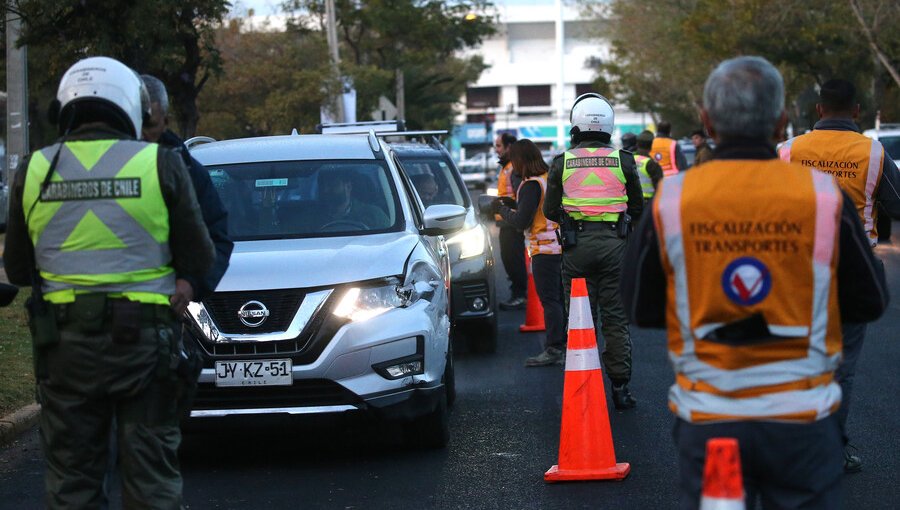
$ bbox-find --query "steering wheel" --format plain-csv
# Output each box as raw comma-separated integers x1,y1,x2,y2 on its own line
319,219,370,232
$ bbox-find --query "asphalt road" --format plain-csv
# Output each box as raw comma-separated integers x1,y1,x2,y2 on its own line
1,226,899,509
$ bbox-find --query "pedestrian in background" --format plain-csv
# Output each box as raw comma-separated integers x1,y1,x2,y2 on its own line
494,132,527,310
3,57,214,508
634,130,664,202
621,132,637,152
623,56,887,509
141,75,233,303
651,121,688,176
544,93,644,409
496,139,565,366
690,128,713,166
778,78,900,473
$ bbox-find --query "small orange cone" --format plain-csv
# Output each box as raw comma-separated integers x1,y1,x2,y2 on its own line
544,277,630,482
700,438,745,509
519,249,546,332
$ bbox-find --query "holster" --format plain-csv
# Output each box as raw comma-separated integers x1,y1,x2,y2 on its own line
616,212,632,239
26,296,59,380
556,211,578,249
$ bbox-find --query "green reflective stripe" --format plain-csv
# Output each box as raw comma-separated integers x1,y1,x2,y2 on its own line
23,140,173,300
44,289,172,306
562,196,628,207
566,211,621,222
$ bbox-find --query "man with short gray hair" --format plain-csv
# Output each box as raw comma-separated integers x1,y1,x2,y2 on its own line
622,56,887,508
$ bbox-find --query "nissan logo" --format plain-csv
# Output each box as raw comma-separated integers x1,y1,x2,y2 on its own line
237,300,270,327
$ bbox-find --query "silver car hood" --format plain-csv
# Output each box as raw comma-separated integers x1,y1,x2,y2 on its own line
216,232,418,291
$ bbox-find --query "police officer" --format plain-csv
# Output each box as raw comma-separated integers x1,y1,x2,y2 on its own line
623,56,887,509
2,56,214,508
635,130,664,202
778,78,900,473
620,132,637,152
494,132,527,310
544,93,644,409
651,121,688,176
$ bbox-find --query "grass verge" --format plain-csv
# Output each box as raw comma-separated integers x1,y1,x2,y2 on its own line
0,289,34,417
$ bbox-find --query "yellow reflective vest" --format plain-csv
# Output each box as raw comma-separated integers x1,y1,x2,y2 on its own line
23,139,175,305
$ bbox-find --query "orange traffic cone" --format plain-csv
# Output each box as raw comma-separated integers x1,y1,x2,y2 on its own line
700,438,745,509
544,277,630,482
519,249,546,332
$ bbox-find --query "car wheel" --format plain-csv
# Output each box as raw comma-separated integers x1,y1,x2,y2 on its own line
465,315,498,354
403,386,450,449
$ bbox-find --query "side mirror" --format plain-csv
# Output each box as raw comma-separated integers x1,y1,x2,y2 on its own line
0,283,19,307
421,204,466,236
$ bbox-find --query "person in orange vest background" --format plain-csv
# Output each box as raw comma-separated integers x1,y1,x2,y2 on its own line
651,121,688,176
495,139,566,366
494,132,528,310
778,78,900,473
622,56,887,508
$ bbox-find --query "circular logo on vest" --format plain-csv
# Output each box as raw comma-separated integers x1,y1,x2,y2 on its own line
653,152,662,161
721,257,771,306
238,300,270,327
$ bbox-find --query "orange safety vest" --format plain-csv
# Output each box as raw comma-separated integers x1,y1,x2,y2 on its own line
495,161,515,221
651,136,679,176
779,130,885,245
518,175,561,256
653,159,843,424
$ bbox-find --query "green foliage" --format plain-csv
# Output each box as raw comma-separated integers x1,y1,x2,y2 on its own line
0,276,33,417
583,0,900,134
11,0,231,138
282,0,496,129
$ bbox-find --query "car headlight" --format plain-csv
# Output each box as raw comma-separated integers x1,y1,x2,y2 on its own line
333,283,407,322
446,225,486,259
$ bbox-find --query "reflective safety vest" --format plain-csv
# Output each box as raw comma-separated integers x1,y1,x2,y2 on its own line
651,136,679,176
494,161,515,221
634,154,655,199
23,139,175,305
779,130,885,246
518,175,561,256
561,147,627,222
653,159,843,424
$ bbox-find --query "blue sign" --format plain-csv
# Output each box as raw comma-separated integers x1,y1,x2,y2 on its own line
721,257,771,306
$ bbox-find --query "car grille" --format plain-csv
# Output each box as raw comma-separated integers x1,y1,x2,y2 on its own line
461,281,489,300
204,289,304,334
192,379,362,410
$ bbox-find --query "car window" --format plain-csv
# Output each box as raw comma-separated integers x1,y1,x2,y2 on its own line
208,160,403,240
880,135,900,161
397,156,469,209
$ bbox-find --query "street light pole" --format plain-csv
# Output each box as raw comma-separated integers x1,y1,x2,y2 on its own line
5,6,28,184
325,0,345,123
554,0,565,150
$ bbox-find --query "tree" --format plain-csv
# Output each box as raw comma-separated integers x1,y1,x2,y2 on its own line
282,0,496,129
196,19,335,138
582,0,898,132
11,0,230,138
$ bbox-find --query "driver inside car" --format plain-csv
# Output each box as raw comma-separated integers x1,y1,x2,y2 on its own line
318,170,390,230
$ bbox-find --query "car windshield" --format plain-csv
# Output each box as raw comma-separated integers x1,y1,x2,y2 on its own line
398,156,470,208
208,160,403,241
880,135,900,161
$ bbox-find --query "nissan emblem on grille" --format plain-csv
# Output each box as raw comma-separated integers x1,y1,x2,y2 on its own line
237,300,270,327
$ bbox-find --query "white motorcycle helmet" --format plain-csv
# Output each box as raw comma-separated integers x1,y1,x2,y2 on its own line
55,56,150,138
569,93,615,138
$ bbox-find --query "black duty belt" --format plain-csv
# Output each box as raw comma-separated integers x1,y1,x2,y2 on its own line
49,295,173,330
577,220,617,231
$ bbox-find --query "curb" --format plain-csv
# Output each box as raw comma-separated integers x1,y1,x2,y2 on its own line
0,403,40,448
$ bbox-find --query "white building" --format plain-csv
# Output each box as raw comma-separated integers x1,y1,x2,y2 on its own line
454,0,650,156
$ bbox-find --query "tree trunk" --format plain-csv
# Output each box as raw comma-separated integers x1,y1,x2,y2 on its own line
849,0,900,89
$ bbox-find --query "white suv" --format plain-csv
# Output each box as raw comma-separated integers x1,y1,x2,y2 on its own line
185,132,465,447
863,124,900,163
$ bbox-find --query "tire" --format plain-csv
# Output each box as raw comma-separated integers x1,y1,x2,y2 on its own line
403,388,450,449
465,315,498,354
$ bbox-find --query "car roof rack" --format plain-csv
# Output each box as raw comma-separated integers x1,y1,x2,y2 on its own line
375,130,448,138
316,120,407,134
184,136,217,149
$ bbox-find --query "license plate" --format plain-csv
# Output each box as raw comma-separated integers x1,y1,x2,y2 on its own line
215,359,292,387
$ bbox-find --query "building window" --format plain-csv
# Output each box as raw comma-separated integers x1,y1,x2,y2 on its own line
466,87,500,109
575,83,596,97
518,85,551,107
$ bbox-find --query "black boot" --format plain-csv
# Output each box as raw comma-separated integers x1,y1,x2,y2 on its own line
611,383,636,410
